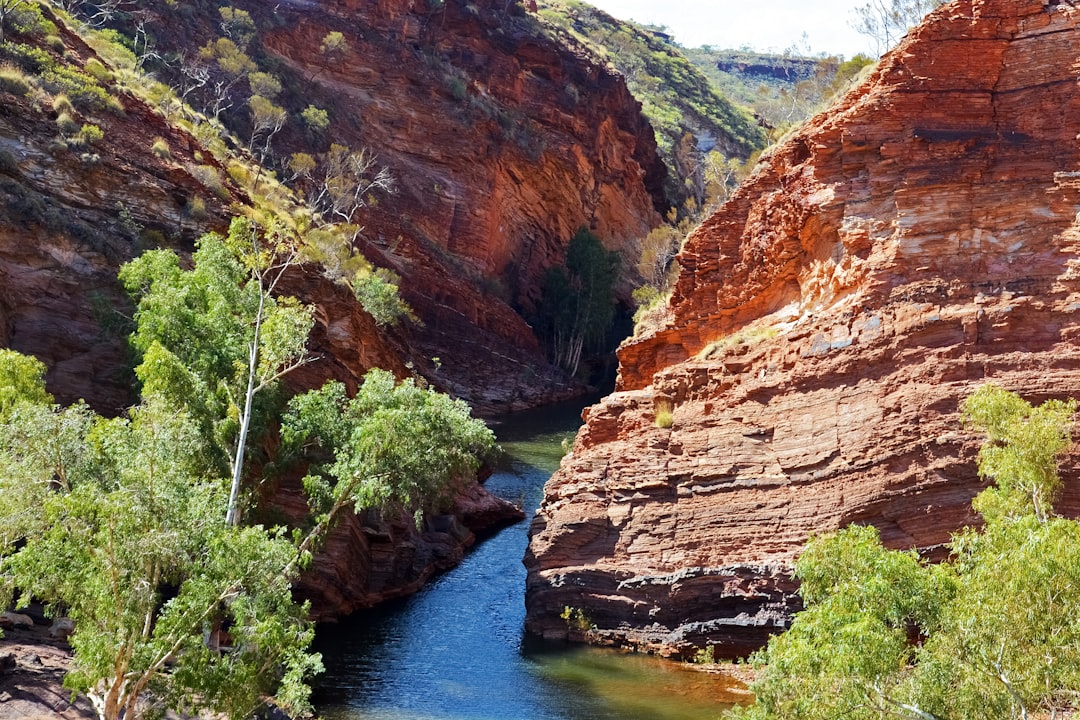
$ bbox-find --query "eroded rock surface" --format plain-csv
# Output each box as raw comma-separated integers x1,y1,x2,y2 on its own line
526,0,1080,657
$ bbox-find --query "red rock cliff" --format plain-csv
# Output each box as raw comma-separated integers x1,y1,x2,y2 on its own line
525,0,1080,658
250,0,666,412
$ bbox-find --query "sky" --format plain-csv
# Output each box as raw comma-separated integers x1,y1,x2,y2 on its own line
584,0,874,59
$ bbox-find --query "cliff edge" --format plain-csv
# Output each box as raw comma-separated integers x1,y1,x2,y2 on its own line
525,0,1080,658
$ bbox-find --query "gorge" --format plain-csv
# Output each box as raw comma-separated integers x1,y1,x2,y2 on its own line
0,0,689,625
7,0,1080,715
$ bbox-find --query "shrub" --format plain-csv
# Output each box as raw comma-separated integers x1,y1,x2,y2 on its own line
0,148,18,175
354,269,411,327
185,195,207,221
7,1,54,39
150,137,170,159
692,645,717,665
654,398,673,428
45,34,64,52
83,58,113,85
446,76,467,101
225,161,252,188
77,123,103,145
0,64,30,96
51,93,73,114
559,606,595,634
300,104,329,134
2,41,50,73
190,164,227,199
55,110,79,135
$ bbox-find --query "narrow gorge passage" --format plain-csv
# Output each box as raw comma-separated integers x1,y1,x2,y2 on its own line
311,400,747,719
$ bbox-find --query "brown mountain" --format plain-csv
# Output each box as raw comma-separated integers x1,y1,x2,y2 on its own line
525,0,1080,658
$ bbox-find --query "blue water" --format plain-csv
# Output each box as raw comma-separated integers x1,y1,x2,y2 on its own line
312,400,741,720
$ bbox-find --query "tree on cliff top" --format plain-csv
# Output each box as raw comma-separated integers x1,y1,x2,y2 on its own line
728,385,1080,720
851,0,947,55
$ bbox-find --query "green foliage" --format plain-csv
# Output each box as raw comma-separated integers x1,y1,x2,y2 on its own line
248,71,282,99
150,135,170,159
684,49,872,141
0,347,52,419
51,91,72,114
961,384,1076,523
186,194,207,220
560,605,595,634
55,108,78,135
82,57,112,84
300,104,329,134
75,122,103,146
730,385,1080,720
0,396,321,720
248,94,287,155
219,6,256,50
692,645,717,665
0,40,117,111
0,0,52,44
354,268,410,327
119,218,314,482
534,227,619,376
0,206,494,718
319,31,348,63
0,61,30,94
282,369,496,526
190,163,227,198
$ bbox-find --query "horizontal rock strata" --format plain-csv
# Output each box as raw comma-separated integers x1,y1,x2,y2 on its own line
526,0,1080,657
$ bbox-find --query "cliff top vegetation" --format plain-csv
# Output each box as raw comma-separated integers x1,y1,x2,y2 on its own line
533,0,768,207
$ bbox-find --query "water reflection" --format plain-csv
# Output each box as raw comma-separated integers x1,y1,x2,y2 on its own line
312,398,743,720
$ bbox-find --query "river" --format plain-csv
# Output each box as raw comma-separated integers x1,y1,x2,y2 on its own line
312,399,745,720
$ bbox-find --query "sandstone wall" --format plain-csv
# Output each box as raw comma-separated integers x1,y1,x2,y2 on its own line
525,0,1080,657
256,0,667,412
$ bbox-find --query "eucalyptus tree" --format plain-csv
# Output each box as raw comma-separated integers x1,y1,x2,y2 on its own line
536,227,619,375
0,211,496,718
851,0,947,55
728,385,1080,720
120,215,313,527
0,355,320,720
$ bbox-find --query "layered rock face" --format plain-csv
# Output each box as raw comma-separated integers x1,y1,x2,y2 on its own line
526,0,1080,658
253,0,666,412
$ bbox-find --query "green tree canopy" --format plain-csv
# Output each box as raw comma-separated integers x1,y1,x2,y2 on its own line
729,385,1080,720
283,369,495,541
0,394,320,720
0,347,52,419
